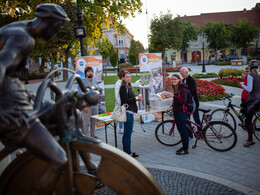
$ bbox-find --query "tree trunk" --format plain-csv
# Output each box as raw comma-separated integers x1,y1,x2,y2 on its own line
39,57,46,72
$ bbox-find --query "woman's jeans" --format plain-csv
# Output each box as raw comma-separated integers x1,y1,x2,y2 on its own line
118,99,123,129
123,112,134,154
119,122,123,129
175,112,189,151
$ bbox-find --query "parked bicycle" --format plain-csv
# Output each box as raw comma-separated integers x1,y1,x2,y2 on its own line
155,108,237,152
0,69,163,195
210,94,260,141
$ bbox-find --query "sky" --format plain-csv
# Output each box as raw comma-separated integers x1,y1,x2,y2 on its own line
123,0,259,48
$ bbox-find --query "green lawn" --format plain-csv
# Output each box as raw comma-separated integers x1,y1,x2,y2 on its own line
105,87,138,112
104,75,140,85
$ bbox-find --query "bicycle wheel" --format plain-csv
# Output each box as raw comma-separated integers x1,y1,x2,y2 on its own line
253,117,260,142
203,121,237,152
0,139,164,195
155,120,182,146
210,109,237,131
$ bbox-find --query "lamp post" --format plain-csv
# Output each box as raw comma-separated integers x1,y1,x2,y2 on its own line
202,32,206,72
68,0,94,56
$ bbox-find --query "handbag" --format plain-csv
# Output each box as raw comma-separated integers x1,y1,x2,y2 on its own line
111,102,128,122
111,85,129,122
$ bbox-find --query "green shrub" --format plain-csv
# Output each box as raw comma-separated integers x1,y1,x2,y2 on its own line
192,73,218,78
119,63,132,69
215,61,231,65
219,68,244,77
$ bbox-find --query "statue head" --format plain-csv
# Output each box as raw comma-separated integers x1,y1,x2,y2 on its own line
35,3,70,41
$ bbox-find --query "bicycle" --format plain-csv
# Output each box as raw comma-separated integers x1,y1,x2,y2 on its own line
0,69,164,195
210,94,260,141
155,108,237,152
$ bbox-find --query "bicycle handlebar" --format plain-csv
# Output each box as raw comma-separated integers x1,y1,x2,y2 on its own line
31,68,100,120
218,93,234,101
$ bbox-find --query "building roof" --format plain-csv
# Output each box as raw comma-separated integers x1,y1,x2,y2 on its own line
179,3,260,27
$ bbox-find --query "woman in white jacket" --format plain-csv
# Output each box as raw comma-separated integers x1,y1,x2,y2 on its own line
115,69,126,134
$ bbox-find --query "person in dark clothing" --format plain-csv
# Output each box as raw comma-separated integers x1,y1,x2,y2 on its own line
119,71,142,158
241,64,260,147
169,74,190,155
180,67,201,126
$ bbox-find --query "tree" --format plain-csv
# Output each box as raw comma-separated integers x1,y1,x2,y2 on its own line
149,12,184,89
180,21,198,62
1,0,143,80
96,36,114,75
203,21,232,61
110,48,118,67
231,19,259,54
129,39,145,65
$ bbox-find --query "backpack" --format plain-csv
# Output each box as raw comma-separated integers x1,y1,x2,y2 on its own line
184,89,196,115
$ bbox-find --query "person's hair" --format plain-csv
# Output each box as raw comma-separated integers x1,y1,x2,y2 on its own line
118,69,126,79
84,66,93,75
251,67,259,76
180,67,189,73
121,71,133,90
171,74,182,94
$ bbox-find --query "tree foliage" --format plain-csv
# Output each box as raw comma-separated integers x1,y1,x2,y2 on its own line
109,48,118,67
149,12,184,89
128,39,145,65
0,0,143,78
149,12,184,53
231,18,259,49
203,21,232,51
96,36,114,59
181,21,198,51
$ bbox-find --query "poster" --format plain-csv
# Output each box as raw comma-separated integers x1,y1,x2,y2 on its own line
75,56,106,114
139,53,163,94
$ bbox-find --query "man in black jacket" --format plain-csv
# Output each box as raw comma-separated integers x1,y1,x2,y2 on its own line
180,67,201,127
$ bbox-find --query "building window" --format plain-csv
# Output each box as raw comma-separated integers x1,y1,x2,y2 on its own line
118,37,124,46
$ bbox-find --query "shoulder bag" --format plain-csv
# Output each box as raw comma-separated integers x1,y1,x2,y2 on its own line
111,85,129,122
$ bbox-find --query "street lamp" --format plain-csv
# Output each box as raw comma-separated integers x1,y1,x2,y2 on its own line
68,0,94,56
202,32,206,72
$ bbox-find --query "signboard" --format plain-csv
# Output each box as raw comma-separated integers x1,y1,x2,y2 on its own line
139,53,163,94
75,56,106,113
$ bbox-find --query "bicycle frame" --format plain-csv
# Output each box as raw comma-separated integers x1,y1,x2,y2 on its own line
225,99,244,123
169,112,224,141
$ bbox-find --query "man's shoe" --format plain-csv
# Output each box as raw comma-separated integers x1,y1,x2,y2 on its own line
119,128,124,134
176,147,189,155
92,136,98,139
243,140,255,147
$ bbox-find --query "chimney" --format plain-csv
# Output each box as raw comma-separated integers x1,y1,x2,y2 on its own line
243,8,246,13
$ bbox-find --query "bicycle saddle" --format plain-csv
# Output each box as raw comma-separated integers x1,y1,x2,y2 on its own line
198,108,211,113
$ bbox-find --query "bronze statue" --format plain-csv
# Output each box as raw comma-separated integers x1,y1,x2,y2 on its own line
0,3,70,194
0,3,165,195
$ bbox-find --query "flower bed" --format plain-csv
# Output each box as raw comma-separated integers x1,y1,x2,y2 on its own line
219,68,244,77
197,79,227,101
165,78,227,101
212,76,241,88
